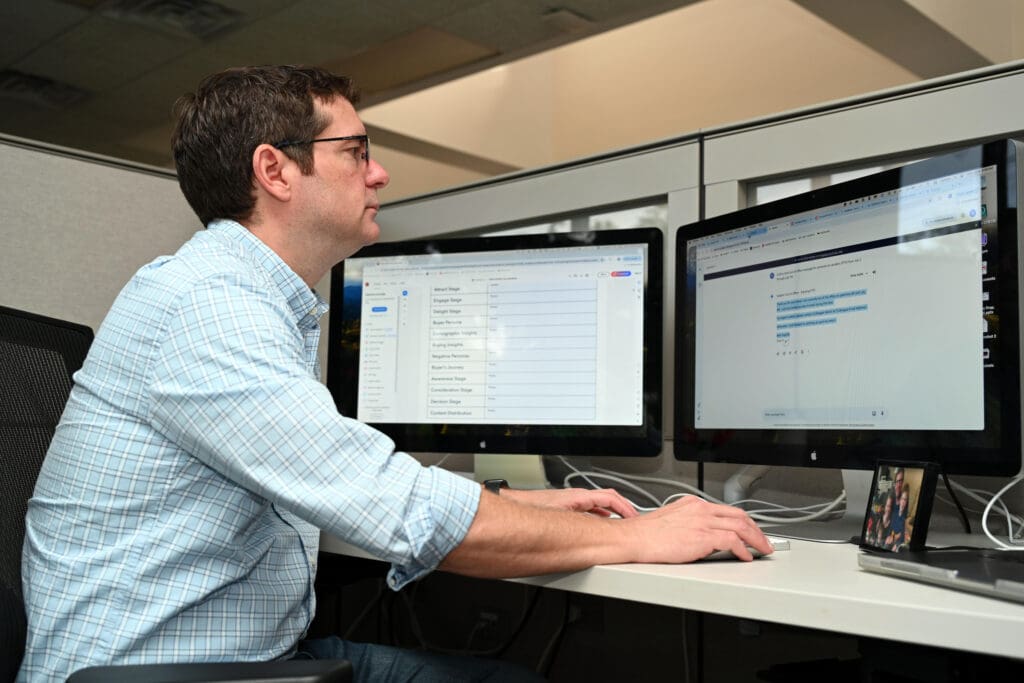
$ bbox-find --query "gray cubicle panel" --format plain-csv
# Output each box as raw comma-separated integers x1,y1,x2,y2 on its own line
0,134,337,378
703,62,1024,218
0,136,199,332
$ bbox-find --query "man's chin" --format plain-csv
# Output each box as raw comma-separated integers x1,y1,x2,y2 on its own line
362,221,381,246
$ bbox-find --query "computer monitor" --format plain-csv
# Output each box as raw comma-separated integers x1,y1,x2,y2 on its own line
327,227,663,485
675,139,1023,531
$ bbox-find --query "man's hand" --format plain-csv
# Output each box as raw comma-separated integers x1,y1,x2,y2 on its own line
625,496,773,563
502,487,639,518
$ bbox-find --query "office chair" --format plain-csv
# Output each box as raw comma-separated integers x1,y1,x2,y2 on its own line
0,305,350,683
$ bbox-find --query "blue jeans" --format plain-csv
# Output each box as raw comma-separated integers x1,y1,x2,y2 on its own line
294,636,544,683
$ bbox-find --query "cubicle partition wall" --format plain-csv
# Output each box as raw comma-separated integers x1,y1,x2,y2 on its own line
0,136,199,333
704,65,1024,218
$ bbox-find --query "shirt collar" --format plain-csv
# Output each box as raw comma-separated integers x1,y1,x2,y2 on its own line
206,219,329,327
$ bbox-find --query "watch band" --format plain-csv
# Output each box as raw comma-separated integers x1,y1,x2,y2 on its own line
483,478,510,494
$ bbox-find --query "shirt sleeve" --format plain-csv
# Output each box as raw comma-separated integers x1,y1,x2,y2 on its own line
146,271,480,588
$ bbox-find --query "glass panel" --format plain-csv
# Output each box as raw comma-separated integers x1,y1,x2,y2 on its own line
477,200,668,237
750,160,925,206
752,178,813,206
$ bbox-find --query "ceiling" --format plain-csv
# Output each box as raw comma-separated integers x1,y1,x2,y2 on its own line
0,0,694,164
1,0,1021,202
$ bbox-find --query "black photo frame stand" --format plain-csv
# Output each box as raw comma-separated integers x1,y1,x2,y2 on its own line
859,460,939,552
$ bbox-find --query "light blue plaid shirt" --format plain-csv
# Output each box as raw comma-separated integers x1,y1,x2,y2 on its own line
18,220,480,682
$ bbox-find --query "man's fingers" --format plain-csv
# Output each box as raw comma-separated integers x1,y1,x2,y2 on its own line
590,490,639,517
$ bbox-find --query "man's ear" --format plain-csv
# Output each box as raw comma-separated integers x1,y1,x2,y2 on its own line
252,143,294,202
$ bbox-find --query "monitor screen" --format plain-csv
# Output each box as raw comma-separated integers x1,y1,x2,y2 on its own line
328,227,663,457
675,139,1022,476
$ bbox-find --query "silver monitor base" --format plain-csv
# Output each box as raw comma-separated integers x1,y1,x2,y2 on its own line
766,469,872,543
474,453,550,489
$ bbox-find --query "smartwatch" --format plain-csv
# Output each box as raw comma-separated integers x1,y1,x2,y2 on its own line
483,478,510,495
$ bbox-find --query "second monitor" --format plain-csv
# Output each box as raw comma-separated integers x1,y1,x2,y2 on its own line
675,139,1023,532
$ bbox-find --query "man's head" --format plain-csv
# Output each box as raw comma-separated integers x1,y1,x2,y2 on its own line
171,65,360,226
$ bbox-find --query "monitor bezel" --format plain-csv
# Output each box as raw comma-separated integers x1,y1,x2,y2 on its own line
328,226,664,457
674,139,1022,476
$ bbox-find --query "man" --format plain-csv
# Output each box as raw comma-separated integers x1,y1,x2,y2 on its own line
19,65,770,682
889,487,910,550
892,467,905,503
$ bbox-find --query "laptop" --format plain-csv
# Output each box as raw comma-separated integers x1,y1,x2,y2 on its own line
858,547,1024,604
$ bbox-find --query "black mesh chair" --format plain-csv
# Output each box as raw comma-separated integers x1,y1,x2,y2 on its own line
0,305,92,683
0,305,350,683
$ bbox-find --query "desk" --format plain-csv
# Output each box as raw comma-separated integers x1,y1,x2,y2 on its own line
321,534,1024,661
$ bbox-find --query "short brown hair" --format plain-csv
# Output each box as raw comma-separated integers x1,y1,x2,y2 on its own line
171,65,359,226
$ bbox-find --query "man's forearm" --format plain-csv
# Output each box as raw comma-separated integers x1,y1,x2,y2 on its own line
438,490,637,578
439,489,773,577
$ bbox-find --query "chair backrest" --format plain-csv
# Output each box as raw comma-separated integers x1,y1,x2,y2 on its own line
0,306,92,682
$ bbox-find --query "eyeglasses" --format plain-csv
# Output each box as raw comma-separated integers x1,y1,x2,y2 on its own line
273,134,369,162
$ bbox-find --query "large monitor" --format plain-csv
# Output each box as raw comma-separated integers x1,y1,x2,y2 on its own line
675,139,1023,526
327,227,663,482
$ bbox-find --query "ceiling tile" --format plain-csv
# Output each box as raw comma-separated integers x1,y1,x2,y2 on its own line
370,0,491,24
15,14,191,92
0,0,89,66
328,26,497,95
204,0,302,18
437,0,562,51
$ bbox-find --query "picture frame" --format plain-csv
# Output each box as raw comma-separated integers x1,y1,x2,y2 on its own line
859,460,939,552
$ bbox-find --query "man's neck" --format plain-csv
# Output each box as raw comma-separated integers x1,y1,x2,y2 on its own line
242,219,333,289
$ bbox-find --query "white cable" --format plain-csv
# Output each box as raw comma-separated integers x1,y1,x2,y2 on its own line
946,478,1024,542
981,475,1024,549
732,497,835,511
653,492,844,532
562,470,664,508
660,492,697,508
560,458,673,507
741,500,843,516
655,483,844,524
969,487,1020,538
743,492,847,524
936,489,1017,540
557,457,606,493
589,465,723,503
567,461,846,523
659,493,835,515
649,492,714,512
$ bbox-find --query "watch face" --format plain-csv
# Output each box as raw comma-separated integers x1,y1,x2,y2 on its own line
485,479,508,493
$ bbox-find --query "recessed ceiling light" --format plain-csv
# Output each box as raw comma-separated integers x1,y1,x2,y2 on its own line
0,69,89,108
100,0,243,40
542,8,595,34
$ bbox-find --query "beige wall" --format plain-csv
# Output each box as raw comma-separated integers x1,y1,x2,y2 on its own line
907,0,1024,63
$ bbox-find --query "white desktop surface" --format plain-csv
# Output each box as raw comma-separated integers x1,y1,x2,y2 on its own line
320,533,1024,660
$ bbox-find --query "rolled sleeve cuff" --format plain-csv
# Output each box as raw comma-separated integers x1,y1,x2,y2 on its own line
385,468,481,590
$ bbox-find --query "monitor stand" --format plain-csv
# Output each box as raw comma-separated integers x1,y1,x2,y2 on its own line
767,469,872,543
474,453,550,490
